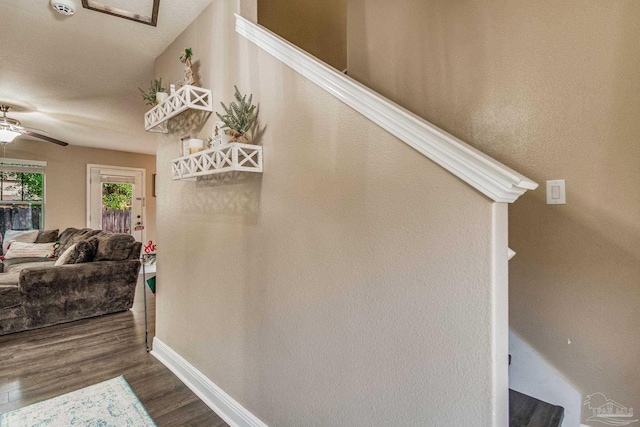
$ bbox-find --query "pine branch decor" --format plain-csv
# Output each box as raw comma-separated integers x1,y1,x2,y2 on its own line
138,78,165,106
216,86,257,139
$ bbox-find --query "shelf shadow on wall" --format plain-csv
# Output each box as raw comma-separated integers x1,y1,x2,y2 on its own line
167,109,211,136
180,172,262,225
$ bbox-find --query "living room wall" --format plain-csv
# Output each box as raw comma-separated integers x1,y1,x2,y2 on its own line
347,0,640,418
153,1,511,425
1,141,156,244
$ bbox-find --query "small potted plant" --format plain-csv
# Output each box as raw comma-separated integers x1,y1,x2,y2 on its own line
216,86,257,143
138,78,167,106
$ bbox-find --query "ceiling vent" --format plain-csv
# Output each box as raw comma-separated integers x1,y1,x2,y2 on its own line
51,0,76,16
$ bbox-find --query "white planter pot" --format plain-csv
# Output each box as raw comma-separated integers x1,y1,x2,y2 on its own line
155,92,169,104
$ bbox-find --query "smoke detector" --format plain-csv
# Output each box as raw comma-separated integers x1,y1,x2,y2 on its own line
50,0,76,16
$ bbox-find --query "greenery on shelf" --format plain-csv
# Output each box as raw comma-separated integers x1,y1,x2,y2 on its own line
179,47,193,64
138,78,165,106
216,86,257,137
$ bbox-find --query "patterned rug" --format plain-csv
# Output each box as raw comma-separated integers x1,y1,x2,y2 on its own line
0,376,156,426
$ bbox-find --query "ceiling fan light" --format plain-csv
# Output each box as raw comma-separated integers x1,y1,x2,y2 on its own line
0,128,21,143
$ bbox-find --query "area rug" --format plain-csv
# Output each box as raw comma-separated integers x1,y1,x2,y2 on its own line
0,376,156,426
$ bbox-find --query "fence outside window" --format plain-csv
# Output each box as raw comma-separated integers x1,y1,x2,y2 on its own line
0,168,44,237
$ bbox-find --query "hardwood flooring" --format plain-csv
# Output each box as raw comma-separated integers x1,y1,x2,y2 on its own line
0,277,228,426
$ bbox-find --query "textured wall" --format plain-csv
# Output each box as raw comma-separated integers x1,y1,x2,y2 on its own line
258,0,347,70
347,0,640,418
1,141,156,244
154,1,508,425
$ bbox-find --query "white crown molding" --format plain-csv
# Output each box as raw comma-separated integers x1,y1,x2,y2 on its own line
152,337,269,427
235,14,538,203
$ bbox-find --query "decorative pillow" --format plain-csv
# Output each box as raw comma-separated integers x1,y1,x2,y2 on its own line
54,243,77,266
73,237,99,264
35,229,59,243
2,230,39,254
3,241,57,259
94,233,136,261
54,228,103,257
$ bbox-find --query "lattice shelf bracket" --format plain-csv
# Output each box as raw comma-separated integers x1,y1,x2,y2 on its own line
171,143,263,180
144,85,213,133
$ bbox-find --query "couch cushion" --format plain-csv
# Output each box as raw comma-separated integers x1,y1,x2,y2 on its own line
3,241,57,259
2,230,39,254
35,229,59,243
54,244,77,266
74,237,99,263
94,233,136,261
0,274,21,309
55,228,104,257
5,260,55,274
1,257,56,271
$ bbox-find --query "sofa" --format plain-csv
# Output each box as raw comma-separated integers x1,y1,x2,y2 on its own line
0,228,142,336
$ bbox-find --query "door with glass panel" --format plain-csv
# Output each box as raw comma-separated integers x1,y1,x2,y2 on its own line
87,165,145,242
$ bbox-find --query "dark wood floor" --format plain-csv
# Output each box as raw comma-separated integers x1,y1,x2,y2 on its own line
0,276,228,426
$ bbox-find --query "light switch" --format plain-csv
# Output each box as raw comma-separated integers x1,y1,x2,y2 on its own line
546,180,566,205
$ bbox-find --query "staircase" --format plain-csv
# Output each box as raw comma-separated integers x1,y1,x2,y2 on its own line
509,389,564,427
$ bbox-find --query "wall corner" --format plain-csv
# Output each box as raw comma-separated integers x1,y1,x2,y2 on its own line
492,202,510,426
238,0,257,22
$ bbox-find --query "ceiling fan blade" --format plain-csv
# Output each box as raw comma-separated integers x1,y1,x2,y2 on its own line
22,130,69,146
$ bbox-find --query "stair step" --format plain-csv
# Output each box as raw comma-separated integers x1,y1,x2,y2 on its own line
509,389,564,427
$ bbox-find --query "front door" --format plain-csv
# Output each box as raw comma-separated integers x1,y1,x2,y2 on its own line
87,165,145,242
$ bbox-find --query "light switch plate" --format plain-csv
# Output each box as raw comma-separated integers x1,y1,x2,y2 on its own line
546,180,566,205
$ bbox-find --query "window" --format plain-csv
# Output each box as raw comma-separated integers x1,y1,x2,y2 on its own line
0,159,46,237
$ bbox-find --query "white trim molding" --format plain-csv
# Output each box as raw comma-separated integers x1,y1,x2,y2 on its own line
152,337,269,427
235,14,538,203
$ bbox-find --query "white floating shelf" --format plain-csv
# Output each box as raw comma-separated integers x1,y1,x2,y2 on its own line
144,85,213,133
171,142,263,180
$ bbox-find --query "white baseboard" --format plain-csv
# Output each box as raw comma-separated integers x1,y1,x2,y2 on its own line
151,337,268,427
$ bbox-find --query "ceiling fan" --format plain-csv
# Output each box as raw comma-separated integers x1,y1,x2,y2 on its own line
0,105,69,146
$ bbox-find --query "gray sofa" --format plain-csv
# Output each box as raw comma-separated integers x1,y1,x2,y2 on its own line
0,228,142,336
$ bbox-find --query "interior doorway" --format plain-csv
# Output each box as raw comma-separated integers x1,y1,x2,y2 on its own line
87,165,146,242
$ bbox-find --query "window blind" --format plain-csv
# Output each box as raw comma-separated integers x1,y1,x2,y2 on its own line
0,158,46,174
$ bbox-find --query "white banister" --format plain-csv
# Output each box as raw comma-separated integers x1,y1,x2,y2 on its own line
235,14,538,203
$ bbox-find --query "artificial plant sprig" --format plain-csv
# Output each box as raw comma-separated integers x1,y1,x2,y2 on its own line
138,78,165,106
216,86,257,135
